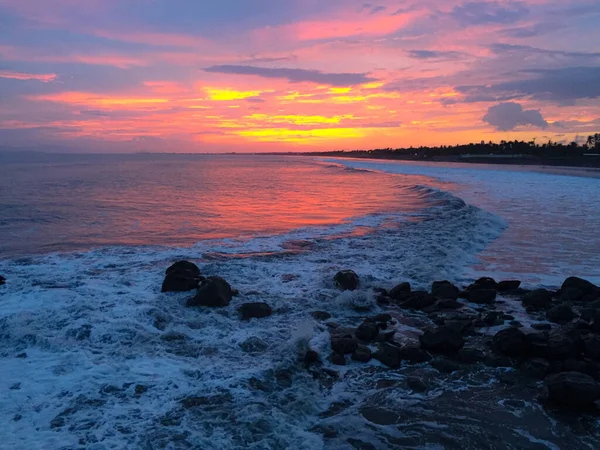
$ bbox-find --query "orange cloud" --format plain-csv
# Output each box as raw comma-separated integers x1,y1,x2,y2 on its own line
0,70,57,82
28,92,169,109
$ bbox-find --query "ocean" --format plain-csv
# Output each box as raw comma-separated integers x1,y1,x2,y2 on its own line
1,154,600,449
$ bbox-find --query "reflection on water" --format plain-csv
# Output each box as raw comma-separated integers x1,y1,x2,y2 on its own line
0,155,439,257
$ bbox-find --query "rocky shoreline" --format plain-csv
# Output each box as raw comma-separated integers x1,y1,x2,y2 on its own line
161,261,600,415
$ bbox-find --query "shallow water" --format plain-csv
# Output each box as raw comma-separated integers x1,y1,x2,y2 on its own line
1,154,599,449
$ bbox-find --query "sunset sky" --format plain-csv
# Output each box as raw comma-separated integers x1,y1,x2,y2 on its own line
1,0,599,152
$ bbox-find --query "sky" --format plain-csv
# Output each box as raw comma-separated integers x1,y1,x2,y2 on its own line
0,0,599,153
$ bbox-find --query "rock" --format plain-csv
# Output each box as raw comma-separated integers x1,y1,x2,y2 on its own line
10,383,21,390
50,416,66,429
458,347,486,364
0,275,5,285
347,438,377,450
419,326,465,355
376,295,392,305
352,345,372,363
491,328,528,357
545,371,600,407
563,359,589,374
544,331,583,361
160,332,187,342
389,282,411,299
16,352,27,359
583,335,600,360
330,334,358,354
240,337,268,354
238,302,272,321
329,353,346,366
431,357,460,373
561,277,598,298
498,280,521,292
310,425,338,439
401,291,437,310
360,407,399,425
162,261,203,292
311,311,332,321
435,298,462,310
406,376,427,392
468,289,497,304
304,350,320,367
375,330,396,343
483,311,504,327
373,344,403,368
532,323,552,331
546,304,575,324
135,384,148,395
333,270,359,291
522,289,553,309
521,358,550,379
372,313,392,324
510,321,523,328
398,345,431,363
355,320,379,341
469,277,498,291
186,276,232,307
431,281,459,300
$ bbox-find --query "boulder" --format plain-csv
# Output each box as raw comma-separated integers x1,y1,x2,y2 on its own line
333,270,359,291
431,357,460,373
435,298,462,310
330,334,358,354
355,320,379,341
304,350,320,367
468,289,497,305
522,289,553,309
373,344,403,368
401,291,437,310
419,326,465,355
0,275,5,285
240,337,268,354
469,277,498,291
406,376,428,393
483,311,504,327
521,358,550,379
431,281,459,300
561,277,598,297
398,345,431,363
352,345,372,363
544,331,583,361
497,280,521,292
546,304,575,324
186,276,233,307
162,261,203,292
545,371,600,407
532,323,552,331
239,302,272,320
458,347,486,364
583,335,600,361
388,282,411,299
491,327,528,357
329,353,346,366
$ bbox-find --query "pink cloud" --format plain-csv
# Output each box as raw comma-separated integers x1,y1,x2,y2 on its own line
0,70,57,82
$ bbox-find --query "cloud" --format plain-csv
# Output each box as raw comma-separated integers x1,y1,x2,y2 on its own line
483,102,548,131
370,6,386,15
0,70,57,82
406,50,466,60
451,1,529,26
203,65,376,86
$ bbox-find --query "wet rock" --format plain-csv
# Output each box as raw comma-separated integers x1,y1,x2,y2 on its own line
389,282,411,299
355,320,379,341
186,276,233,307
483,311,504,327
352,345,372,363
319,400,353,418
458,347,486,364
583,335,600,360
372,313,392,324
399,345,432,363
419,326,465,355
51,416,66,429
563,359,589,374
311,311,332,321
545,371,600,407
546,304,575,324
431,357,460,373
431,281,459,300
16,352,27,358
375,330,396,343
376,295,392,305
402,291,437,310
330,334,358,354
561,277,598,299
360,407,400,425
469,277,498,291
545,331,583,361
498,280,521,292
240,337,268,354
435,298,463,310
347,438,377,450
406,376,428,392
161,331,187,342
334,270,359,291
510,321,523,328
310,425,338,439
329,353,346,366
135,384,148,395
66,324,92,341
13,414,22,422
491,328,528,357
521,358,550,379
238,302,272,320
468,289,497,305
162,261,203,292
373,343,403,368
0,275,5,285
522,289,553,309
10,383,21,390
532,323,552,331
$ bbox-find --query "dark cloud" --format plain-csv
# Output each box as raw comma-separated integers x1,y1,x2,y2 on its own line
457,66,600,104
488,43,600,60
406,50,466,60
370,6,386,15
245,97,265,103
451,1,529,26
203,65,376,86
241,55,297,64
500,22,565,38
483,102,548,131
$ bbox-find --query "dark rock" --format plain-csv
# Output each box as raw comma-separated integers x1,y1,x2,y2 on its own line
240,337,268,354
420,326,465,355
162,261,203,292
561,288,585,302
444,318,474,336
373,344,403,368
502,314,515,320
435,298,462,310
491,328,528,357
521,358,550,379
532,323,552,331
352,345,372,363
469,277,498,291
161,332,187,342
10,383,21,390
360,407,399,425
545,371,600,407
583,335,600,360
398,345,431,363
485,354,513,368
483,311,504,327
468,289,497,304
231,289,240,296
311,311,332,321
13,414,21,422
333,270,359,291
561,277,598,298
16,352,27,358
498,280,521,292
238,302,272,320
329,353,346,366
544,331,583,361
431,281,459,300
510,321,523,328
304,350,320,367
522,289,553,309
330,334,358,354
563,359,589,374
458,347,486,364
376,295,391,305
347,438,377,450
375,330,396,343
406,376,427,392
547,304,575,324
431,357,460,373
186,276,232,307
51,416,66,429
0,275,5,285
389,282,411,299
135,385,148,395
400,291,437,310
310,425,338,439
373,313,392,324
356,320,379,341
